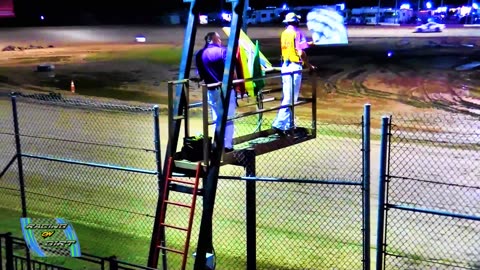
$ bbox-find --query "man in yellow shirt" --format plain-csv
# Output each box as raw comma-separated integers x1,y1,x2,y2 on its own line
273,12,314,135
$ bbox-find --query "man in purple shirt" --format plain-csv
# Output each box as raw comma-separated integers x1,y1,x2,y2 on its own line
195,32,236,152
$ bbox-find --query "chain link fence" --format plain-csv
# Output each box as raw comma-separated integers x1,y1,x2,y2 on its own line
220,113,364,182
162,179,364,270
0,96,22,218
208,110,366,269
379,112,480,269
0,92,161,265
1,89,369,269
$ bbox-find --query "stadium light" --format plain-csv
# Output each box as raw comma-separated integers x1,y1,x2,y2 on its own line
473,2,479,9
426,1,432,9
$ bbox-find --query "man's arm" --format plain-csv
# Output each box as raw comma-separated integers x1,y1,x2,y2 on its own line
296,31,315,70
194,49,205,81
300,50,314,70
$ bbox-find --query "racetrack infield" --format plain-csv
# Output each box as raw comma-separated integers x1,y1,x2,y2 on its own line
0,25,479,269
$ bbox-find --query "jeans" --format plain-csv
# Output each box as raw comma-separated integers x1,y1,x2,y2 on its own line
207,89,236,149
272,61,303,131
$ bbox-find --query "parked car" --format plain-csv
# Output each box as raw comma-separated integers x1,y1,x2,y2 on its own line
414,21,446,32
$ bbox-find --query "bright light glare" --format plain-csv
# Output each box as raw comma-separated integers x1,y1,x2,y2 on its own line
473,3,479,9
282,4,287,10
135,36,146,43
426,2,432,9
400,3,411,9
222,12,231,22
199,15,208,24
387,51,393,57
40,15,44,20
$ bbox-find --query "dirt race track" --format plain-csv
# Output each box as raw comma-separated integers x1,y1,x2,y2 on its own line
0,25,479,268
1,25,480,47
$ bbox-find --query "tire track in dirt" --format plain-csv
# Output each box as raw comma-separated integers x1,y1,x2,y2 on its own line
319,51,480,117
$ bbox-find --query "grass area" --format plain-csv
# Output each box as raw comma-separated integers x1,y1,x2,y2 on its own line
85,45,183,66
0,207,151,269
0,179,364,270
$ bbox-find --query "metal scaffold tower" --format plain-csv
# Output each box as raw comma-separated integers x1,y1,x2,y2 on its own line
147,0,317,269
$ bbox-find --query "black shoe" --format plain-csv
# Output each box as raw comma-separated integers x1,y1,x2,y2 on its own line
225,147,234,153
294,127,307,136
288,127,307,139
272,127,288,136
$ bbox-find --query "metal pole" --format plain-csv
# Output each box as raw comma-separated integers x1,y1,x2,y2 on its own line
153,105,162,182
375,116,390,270
11,95,31,270
185,82,190,138
11,95,27,218
152,105,167,270
290,72,295,129
310,71,317,137
165,0,199,164
167,82,174,156
194,0,245,269
245,149,256,270
5,233,14,270
148,0,201,266
362,104,371,270
109,256,118,270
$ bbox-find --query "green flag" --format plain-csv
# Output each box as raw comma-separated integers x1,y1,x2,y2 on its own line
252,40,265,97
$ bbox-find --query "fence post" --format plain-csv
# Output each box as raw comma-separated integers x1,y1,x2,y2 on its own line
5,233,14,270
153,105,162,185
109,256,118,270
290,72,295,128
362,104,371,270
11,94,27,218
311,70,317,137
245,149,256,270
376,116,390,270
11,94,32,270
148,104,168,270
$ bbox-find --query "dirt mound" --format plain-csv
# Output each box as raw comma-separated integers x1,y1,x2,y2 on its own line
2,44,54,52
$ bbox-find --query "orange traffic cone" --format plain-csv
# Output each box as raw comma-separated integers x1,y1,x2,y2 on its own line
70,80,75,93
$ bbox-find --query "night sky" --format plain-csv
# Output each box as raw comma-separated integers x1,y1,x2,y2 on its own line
2,0,473,26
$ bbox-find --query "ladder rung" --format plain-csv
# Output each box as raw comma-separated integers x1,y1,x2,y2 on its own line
262,97,275,102
169,178,196,185
158,246,184,255
161,223,188,231
169,183,204,196
165,200,192,208
173,116,185,120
